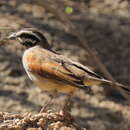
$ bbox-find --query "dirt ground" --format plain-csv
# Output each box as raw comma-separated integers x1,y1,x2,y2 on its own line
0,0,130,130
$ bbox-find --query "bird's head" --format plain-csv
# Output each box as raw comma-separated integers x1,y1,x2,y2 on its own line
8,28,51,49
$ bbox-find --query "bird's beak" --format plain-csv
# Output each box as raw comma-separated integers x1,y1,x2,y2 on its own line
7,33,17,40
0,32,17,46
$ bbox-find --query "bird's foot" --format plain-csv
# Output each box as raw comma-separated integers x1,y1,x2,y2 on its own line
59,109,74,122
39,98,53,113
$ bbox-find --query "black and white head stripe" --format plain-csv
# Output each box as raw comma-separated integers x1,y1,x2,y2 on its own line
8,28,51,49
15,30,41,42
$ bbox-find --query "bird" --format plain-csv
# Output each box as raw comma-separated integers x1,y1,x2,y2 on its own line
7,28,130,106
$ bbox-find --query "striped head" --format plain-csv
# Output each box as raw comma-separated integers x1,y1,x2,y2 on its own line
8,28,51,49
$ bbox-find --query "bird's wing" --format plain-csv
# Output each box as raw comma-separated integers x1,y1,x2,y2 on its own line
53,56,130,92
52,56,104,86
26,54,99,91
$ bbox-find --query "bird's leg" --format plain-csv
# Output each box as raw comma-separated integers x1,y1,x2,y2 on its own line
58,92,74,121
39,94,53,113
40,90,58,113
60,92,73,115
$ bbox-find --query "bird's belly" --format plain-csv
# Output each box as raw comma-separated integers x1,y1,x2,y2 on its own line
28,72,78,93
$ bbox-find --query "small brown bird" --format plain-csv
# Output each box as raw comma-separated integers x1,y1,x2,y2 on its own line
8,28,130,98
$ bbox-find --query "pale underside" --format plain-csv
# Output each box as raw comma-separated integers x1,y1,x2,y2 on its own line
28,72,78,93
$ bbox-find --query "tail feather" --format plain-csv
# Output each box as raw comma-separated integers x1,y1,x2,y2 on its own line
85,76,130,92
85,76,130,101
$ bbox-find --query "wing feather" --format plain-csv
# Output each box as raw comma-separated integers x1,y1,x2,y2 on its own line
27,59,89,90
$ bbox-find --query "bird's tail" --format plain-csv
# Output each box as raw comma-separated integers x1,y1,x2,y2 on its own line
84,76,130,100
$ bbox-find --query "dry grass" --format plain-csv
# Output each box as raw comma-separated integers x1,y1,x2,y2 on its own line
0,111,83,130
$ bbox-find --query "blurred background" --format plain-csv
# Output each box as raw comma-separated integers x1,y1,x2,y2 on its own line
0,0,130,129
